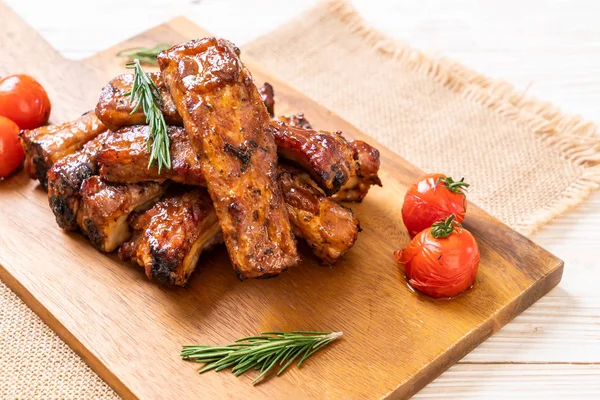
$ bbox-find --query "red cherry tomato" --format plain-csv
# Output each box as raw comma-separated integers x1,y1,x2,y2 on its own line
0,74,51,130
394,215,480,299
0,116,25,178
401,173,469,238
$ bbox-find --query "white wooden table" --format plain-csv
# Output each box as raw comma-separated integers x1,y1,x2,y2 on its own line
5,0,600,397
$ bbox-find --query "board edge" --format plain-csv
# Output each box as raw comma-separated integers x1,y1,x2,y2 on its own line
0,262,138,399
0,15,568,399
386,259,564,399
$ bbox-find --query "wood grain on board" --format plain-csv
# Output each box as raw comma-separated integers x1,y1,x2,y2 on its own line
0,8,564,400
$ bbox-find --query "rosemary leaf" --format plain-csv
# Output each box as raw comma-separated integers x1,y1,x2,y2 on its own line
117,44,172,65
126,59,171,173
182,331,342,385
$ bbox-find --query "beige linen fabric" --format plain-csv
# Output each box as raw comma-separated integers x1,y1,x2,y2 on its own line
244,0,600,236
0,284,118,399
1,0,599,398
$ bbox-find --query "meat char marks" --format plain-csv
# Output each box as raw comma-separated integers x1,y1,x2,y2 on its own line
97,126,360,264
258,82,275,117
278,113,312,130
332,140,382,202
96,73,274,129
279,165,360,265
97,126,205,186
120,182,356,286
269,122,355,196
94,75,380,199
281,113,382,203
120,189,222,286
158,38,298,279
47,131,109,230
19,112,107,188
95,73,181,131
77,176,164,252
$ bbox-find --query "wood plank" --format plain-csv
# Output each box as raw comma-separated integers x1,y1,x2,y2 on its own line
462,292,600,363
463,191,600,364
80,0,600,372
0,13,563,400
417,364,600,398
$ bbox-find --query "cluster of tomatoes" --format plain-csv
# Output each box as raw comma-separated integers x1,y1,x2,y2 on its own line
0,74,51,179
395,173,480,299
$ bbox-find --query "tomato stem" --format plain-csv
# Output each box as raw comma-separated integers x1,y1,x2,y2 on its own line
435,176,469,195
430,214,461,239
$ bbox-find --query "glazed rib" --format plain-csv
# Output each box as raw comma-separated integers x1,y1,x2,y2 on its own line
277,113,313,130
158,38,298,279
97,126,205,186
96,127,358,263
96,73,275,129
280,113,382,201
269,121,355,196
119,188,222,286
279,165,360,264
95,74,357,196
47,131,109,230
95,70,381,201
95,73,181,131
332,140,382,202
98,117,357,197
77,176,164,252
258,82,275,117
19,112,107,188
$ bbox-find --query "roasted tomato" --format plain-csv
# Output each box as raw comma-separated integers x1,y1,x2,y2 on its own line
401,173,469,237
394,215,479,299
0,116,24,178
0,74,51,130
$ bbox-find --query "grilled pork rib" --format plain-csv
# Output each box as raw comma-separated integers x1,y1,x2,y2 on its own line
269,121,355,196
95,73,181,131
281,114,382,202
77,176,164,252
97,126,205,186
95,75,355,195
96,125,379,203
279,165,360,265
258,82,275,117
158,38,298,279
96,73,275,129
120,178,358,287
19,112,107,188
278,113,313,130
332,140,382,202
120,189,222,286
97,126,359,264
47,132,109,230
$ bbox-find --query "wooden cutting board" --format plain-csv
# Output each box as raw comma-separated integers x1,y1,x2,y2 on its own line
0,5,563,399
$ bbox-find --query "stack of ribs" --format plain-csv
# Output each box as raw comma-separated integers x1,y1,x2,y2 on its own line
19,37,381,286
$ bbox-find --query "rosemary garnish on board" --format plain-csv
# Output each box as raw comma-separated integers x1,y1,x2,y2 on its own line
117,44,171,65
126,59,171,172
181,331,342,384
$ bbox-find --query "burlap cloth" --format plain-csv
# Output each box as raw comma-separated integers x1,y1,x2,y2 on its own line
1,0,599,398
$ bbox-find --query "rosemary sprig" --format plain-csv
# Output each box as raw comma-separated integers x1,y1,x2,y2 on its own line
126,59,171,172
117,44,171,65
435,176,470,195
431,214,460,238
181,331,342,384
